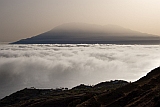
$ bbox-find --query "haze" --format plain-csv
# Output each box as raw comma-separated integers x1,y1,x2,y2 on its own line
0,0,160,42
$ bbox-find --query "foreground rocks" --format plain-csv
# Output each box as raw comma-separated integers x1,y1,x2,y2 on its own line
0,67,159,107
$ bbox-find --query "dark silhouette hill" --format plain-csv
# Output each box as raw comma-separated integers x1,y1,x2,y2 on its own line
0,67,160,107
12,23,160,44
78,67,160,107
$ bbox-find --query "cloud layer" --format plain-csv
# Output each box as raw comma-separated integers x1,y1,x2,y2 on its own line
0,44,159,99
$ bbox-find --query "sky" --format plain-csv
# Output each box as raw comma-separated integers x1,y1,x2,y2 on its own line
0,0,160,42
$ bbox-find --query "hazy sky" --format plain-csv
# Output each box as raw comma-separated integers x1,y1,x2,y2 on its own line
0,0,160,42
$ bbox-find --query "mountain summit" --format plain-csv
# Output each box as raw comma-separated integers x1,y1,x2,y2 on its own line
12,23,160,44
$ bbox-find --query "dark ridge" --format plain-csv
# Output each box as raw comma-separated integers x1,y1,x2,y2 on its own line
0,67,159,107
78,67,160,107
0,80,128,107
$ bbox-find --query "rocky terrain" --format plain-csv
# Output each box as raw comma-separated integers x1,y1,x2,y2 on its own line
0,67,159,107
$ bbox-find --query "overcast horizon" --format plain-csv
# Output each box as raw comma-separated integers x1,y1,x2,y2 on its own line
1,0,160,42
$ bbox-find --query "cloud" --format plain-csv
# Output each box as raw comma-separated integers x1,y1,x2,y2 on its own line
0,44,159,99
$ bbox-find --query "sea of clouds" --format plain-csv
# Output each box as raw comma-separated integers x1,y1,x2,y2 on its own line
0,44,159,99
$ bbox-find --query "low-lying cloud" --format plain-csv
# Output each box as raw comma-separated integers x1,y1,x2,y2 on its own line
0,44,159,99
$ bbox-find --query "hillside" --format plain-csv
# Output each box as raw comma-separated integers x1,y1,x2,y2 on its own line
12,23,160,44
0,80,128,107
78,67,160,107
0,67,159,107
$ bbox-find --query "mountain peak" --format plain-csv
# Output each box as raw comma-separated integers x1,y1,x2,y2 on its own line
53,23,129,32
12,23,160,44
52,22,104,32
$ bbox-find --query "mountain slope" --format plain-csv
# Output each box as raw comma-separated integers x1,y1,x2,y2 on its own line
78,67,160,107
0,67,159,107
12,23,160,44
0,80,128,107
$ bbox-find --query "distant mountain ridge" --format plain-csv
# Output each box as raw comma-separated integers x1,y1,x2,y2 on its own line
12,23,160,44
